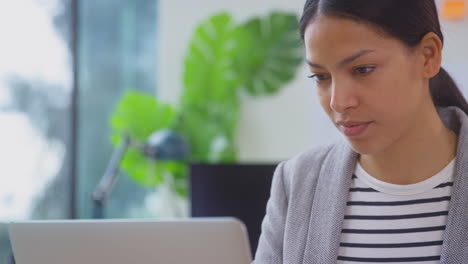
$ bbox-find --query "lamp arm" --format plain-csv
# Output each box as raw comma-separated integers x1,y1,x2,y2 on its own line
91,135,131,206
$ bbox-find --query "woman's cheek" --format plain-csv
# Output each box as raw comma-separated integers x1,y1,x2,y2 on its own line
317,90,332,113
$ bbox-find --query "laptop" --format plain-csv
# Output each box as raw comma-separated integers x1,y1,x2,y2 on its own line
9,217,252,264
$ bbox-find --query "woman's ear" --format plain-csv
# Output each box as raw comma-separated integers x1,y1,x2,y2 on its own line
417,32,443,79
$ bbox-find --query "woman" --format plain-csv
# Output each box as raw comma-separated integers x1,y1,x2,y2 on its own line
254,0,468,263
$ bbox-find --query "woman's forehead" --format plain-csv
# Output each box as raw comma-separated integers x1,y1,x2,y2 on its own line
304,16,403,64
304,14,393,42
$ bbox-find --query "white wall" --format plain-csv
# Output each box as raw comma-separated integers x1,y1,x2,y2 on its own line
441,19,468,93
158,0,468,163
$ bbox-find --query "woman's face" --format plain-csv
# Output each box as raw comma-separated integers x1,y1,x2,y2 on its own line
304,15,430,155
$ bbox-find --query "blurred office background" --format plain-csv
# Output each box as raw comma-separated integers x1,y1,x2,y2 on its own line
1,0,467,262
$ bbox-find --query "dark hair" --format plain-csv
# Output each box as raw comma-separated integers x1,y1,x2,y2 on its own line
300,0,468,114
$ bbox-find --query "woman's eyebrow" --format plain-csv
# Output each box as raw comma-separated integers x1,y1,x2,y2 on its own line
306,49,376,69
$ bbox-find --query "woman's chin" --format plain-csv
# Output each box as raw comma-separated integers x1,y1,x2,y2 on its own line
345,137,383,155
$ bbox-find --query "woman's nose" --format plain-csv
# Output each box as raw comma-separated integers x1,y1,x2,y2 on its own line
329,82,359,113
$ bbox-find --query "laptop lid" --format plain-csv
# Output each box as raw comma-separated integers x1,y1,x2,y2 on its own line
9,217,252,264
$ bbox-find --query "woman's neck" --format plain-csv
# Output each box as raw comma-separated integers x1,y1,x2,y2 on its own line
359,106,458,185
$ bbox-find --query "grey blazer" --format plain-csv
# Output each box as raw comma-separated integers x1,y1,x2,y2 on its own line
254,106,468,263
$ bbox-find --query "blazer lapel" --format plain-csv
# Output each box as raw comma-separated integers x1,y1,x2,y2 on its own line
302,140,358,264
440,108,468,263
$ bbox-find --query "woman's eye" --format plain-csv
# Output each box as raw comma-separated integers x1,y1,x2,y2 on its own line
355,66,375,75
308,74,331,82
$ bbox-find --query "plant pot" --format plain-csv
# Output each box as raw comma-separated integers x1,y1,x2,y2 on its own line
190,163,277,255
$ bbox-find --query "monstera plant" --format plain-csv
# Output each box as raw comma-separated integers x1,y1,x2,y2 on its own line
110,92,189,196
175,11,303,164
110,11,302,199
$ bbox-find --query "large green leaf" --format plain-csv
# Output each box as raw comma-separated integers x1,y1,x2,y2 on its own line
180,12,244,163
183,12,242,105
111,91,176,143
237,12,303,96
110,91,188,196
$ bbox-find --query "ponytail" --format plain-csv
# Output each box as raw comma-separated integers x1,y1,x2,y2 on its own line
429,67,468,115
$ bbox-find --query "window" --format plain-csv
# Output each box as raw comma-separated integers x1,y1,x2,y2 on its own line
0,0,73,261
0,0,159,261
76,0,158,219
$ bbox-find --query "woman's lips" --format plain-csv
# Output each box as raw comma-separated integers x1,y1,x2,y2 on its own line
338,121,373,137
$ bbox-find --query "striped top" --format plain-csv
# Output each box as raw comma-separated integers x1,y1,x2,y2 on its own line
337,159,455,263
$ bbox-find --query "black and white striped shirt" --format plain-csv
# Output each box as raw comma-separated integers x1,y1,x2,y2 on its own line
337,159,455,263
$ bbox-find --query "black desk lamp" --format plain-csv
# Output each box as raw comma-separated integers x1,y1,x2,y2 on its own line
91,129,189,218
